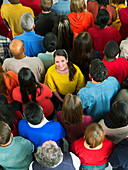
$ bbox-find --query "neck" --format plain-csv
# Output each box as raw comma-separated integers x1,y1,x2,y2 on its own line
92,78,103,84
84,140,103,150
10,0,20,4
14,53,26,59
42,10,51,14
0,137,12,147
104,57,115,62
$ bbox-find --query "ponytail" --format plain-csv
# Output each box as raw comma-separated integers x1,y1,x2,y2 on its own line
68,61,76,81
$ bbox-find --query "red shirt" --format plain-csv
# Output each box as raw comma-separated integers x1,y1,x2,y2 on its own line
88,26,121,58
12,84,54,117
102,58,128,84
71,137,115,166
67,11,94,34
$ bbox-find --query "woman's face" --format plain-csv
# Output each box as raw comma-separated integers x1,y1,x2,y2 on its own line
55,55,68,71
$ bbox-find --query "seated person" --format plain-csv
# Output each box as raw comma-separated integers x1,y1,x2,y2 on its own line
0,95,22,136
77,59,120,122
18,102,65,149
12,67,54,118
71,123,115,170
99,100,128,144
0,121,34,169
29,140,80,170
44,49,86,104
57,93,93,144
88,9,121,58
102,41,128,84
34,0,60,36
38,32,57,70
2,39,45,82
14,12,46,57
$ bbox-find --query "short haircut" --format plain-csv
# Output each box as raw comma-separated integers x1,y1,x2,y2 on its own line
0,95,8,105
62,93,83,125
0,121,11,145
97,9,110,29
89,59,108,82
23,102,43,125
110,100,128,128
43,32,57,52
84,123,105,148
35,143,63,168
40,0,53,11
104,41,119,59
70,0,86,13
20,13,34,32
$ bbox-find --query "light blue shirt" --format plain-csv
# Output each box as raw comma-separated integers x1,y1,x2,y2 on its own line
14,31,46,57
77,77,120,122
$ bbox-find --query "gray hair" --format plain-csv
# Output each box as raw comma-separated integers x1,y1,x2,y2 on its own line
35,143,63,168
20,13,34,32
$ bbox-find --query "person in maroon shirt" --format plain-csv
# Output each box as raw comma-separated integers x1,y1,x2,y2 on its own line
88,9,121,58
103,41,128,84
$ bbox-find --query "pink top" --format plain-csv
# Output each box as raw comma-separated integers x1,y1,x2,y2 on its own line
12,84,54,117
102,58,128,84
71,137,115,166
57,111,93,143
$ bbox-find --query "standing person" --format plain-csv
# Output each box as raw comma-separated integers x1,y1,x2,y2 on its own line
87,0,116,26
67,0,94,34
14,13,46,57
71,32,101,81
1,0,34,38
77,59,120,122
71,123,115,170
88,9,121,58
57,93,93,144
44,49,86,104
12,68,54,118
34,0,60,36
0,121,34,170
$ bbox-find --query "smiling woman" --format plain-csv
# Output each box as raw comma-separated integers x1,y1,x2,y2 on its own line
44,49,86,104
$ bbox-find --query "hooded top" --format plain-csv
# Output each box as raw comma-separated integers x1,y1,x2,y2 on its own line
67,11,94,34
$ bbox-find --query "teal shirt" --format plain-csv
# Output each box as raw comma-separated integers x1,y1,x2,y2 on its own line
0,136,34,170
38,52,54,70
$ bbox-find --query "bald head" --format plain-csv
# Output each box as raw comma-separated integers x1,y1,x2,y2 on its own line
9,39,25,58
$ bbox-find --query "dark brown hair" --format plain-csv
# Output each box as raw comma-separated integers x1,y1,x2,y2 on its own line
84,123,105,148
40,0,53,11
62,93,83,125
54,49,76,81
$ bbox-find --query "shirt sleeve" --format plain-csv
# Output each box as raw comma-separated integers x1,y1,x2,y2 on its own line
70,152,81,170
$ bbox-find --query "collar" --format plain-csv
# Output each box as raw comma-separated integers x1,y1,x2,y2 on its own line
23,31,35,35
28,117,49,128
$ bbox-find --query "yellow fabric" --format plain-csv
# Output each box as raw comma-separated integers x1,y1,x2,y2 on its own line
1,3,35,37
110,3,126,30
44,64,86,95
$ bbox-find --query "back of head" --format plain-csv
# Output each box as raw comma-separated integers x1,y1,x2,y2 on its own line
23,102,43,125
0,121,11,146
112,0,125,4
97,9,110,29
35,141,63,168
104,41,119,59
9,39,24,57
110,100,128,128
70,0,86,12
40,0,53,11
84,123,105,148
52,15,73,51
18,67,37,104
96,0,109,6
43,32,57,52
0,95,8,105
20,13,34,32
62,93,83,125
89,59,108,82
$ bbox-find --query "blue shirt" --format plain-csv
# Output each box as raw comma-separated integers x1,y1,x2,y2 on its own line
77,77,120,122
51,0,70,15
14,31,46,57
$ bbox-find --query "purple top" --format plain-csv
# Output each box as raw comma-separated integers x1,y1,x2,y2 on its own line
57,111,93,144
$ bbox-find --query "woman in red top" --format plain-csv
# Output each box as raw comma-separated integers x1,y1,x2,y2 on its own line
12,67,54,118
67,0,94,34
71,123,115,170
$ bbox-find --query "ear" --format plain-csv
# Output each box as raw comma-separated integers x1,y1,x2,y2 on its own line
33,24,35,29
89,74,92,81
11,133,13,137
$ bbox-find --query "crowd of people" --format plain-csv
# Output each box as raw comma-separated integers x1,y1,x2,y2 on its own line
0,0,128,169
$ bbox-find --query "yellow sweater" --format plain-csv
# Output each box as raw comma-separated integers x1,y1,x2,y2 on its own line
44,64,86,95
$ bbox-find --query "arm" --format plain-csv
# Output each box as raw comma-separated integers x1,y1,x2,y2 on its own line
54,91,64,103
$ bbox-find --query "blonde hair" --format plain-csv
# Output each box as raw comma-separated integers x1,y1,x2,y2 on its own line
70,0,86,13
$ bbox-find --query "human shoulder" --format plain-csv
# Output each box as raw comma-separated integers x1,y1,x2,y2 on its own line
47,64,56,73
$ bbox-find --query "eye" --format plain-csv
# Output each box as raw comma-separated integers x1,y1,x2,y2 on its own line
61,60,65,62
55,61,59,63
